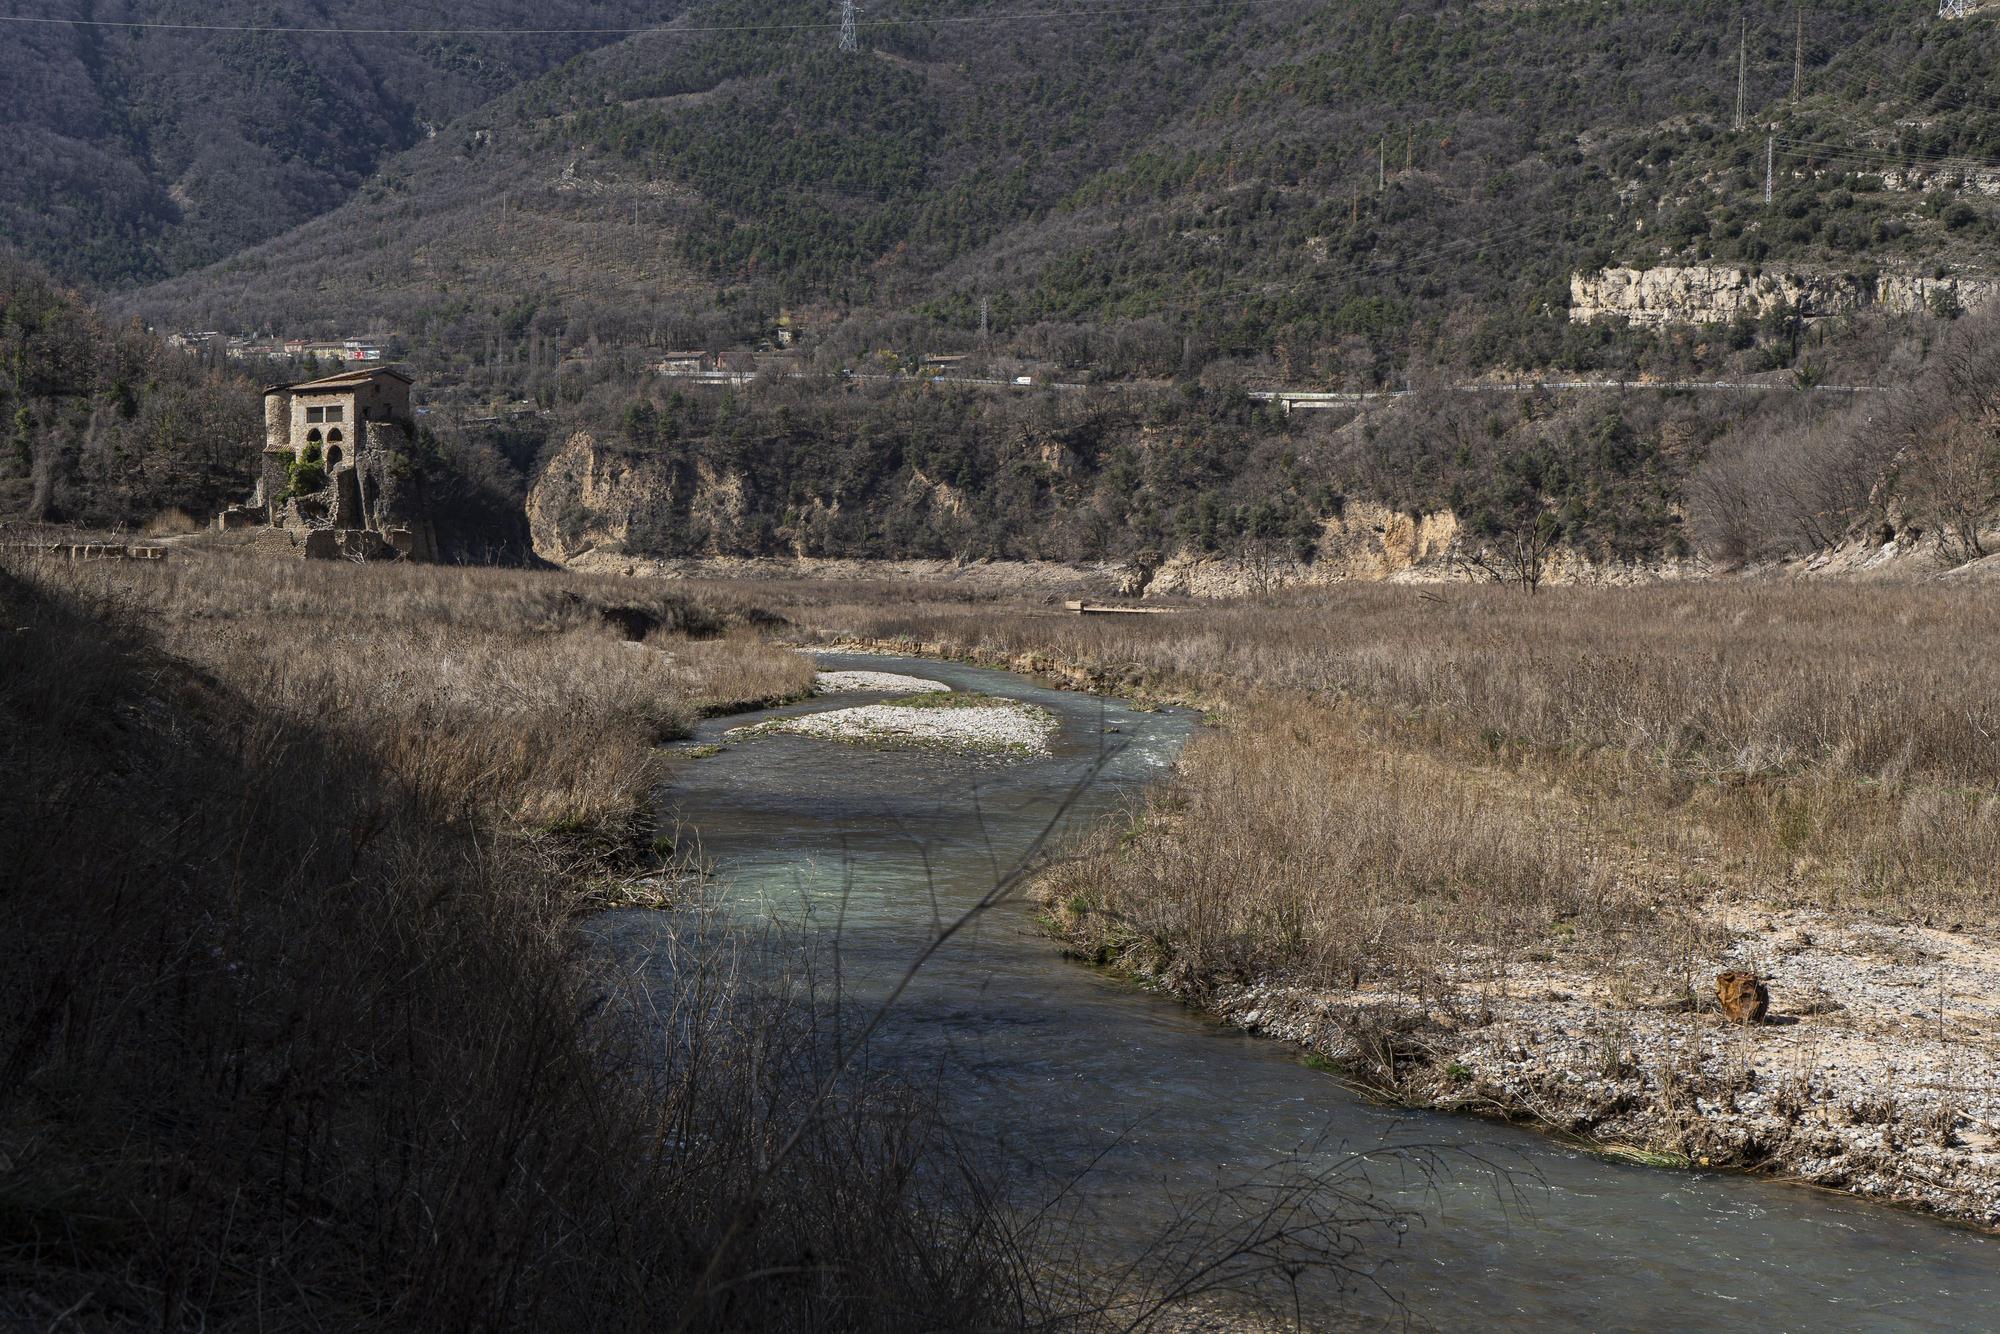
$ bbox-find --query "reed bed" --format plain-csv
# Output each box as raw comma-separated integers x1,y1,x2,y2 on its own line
743,575,2000,988
0,554,1039,1331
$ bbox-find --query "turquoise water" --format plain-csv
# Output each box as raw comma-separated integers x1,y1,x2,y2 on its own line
606,652,2000,1329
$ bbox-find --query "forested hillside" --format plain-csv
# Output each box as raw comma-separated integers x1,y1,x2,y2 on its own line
74,0,2000,569
127,0,2000,372
0,258,258,525
1,0,679,286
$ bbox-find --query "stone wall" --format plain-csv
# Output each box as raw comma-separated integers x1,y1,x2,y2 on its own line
1569,265,2000,326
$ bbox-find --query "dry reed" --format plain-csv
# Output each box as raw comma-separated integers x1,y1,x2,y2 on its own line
723,575,2000,990
0,554,1039,1331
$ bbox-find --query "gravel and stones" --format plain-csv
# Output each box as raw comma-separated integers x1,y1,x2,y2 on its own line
813,669,951,695
1170,906,2000,1227
734,693,1059,757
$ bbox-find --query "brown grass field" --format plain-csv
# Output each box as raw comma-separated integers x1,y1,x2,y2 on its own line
755,577,2000,931
1,553,1075,1331
711,575,2000,1222
10,553,1999,1326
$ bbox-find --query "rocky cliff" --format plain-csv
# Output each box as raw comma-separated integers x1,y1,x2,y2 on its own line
528,432,647,561
525,422,1693,590
1141,502,1689,595
1570,265,2000,326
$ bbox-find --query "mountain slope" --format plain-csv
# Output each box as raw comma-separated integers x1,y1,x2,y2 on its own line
96,0,2000,570
0,257,258,524
126,0,2000,373
1,0,684,287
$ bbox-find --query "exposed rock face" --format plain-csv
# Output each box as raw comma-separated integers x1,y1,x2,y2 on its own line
1143,502,1464,596
1320,501,1461,579
527,432,1686,592
526,430,684,562
1570,265,2000,327
1716,970,1770,1024
527,430,987,566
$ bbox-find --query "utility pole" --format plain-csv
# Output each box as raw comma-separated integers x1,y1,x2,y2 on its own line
1735,13,1747,131
1766,134,1775,204
839,0,858,52
1793,6,1804,100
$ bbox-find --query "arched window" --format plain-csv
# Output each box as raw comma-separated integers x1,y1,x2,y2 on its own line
326,445,343,468
305,427,322,445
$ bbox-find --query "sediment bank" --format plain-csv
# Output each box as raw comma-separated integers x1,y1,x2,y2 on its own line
1044,901,2000,1229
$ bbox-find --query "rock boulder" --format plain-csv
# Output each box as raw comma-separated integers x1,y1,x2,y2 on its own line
1716,970,1770,1024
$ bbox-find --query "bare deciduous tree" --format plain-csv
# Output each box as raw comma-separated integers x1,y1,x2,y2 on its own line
1901,408,1999,563
1464,510,1562,593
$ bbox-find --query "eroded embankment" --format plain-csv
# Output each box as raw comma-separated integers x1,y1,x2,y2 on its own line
1067,911,2000,1229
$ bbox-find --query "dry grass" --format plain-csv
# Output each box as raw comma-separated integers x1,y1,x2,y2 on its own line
0,553,1051,1331
2,554,1438,1328
1040,699,1639,1000
47,555,816,836
680,576,2000,1008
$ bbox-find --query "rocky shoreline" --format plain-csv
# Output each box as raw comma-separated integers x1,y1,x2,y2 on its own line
805,642,2000,1229
1055,901,2000,1230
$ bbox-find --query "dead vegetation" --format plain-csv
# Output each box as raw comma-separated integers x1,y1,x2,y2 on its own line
2,554,1432,1327
728,574,2000,1216
772,577,2000,923
0,553,1063,1330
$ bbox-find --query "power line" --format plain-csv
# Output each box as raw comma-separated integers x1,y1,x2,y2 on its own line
1774,133,2000,169
839,0,860,51
1735,12,1748,131
0,0,1309,39
1792,5,1804,102
1134,212,1572,321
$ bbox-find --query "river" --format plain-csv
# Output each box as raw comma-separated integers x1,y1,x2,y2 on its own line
602,652,2000,1328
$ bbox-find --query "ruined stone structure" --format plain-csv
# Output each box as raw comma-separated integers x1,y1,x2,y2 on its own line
218,366,437,560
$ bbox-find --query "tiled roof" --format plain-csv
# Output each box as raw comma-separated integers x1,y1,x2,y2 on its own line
263,366,413,395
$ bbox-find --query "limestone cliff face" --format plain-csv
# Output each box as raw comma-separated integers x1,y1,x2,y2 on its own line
1143,502,1697,595
1318,501,1461,579
528,431,652,561
1569,265,2000,326
527,430,1684,589
1144,502,1463,595
525,429,977,565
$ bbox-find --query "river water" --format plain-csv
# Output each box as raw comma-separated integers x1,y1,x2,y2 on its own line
605,652,2000,1328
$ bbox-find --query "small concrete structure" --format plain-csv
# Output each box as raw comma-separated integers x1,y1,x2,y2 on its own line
1063,600,1179,615
654,351,710,375
219,366,437,560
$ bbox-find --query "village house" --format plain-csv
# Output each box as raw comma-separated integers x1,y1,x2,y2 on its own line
653,350,711,375
217,366,436,559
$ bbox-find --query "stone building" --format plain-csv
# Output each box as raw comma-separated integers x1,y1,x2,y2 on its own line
219,366,437,559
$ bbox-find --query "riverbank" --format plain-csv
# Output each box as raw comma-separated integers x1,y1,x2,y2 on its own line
1052,895,2000,1228
731,578,2000,1230
0,554,1059,1329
